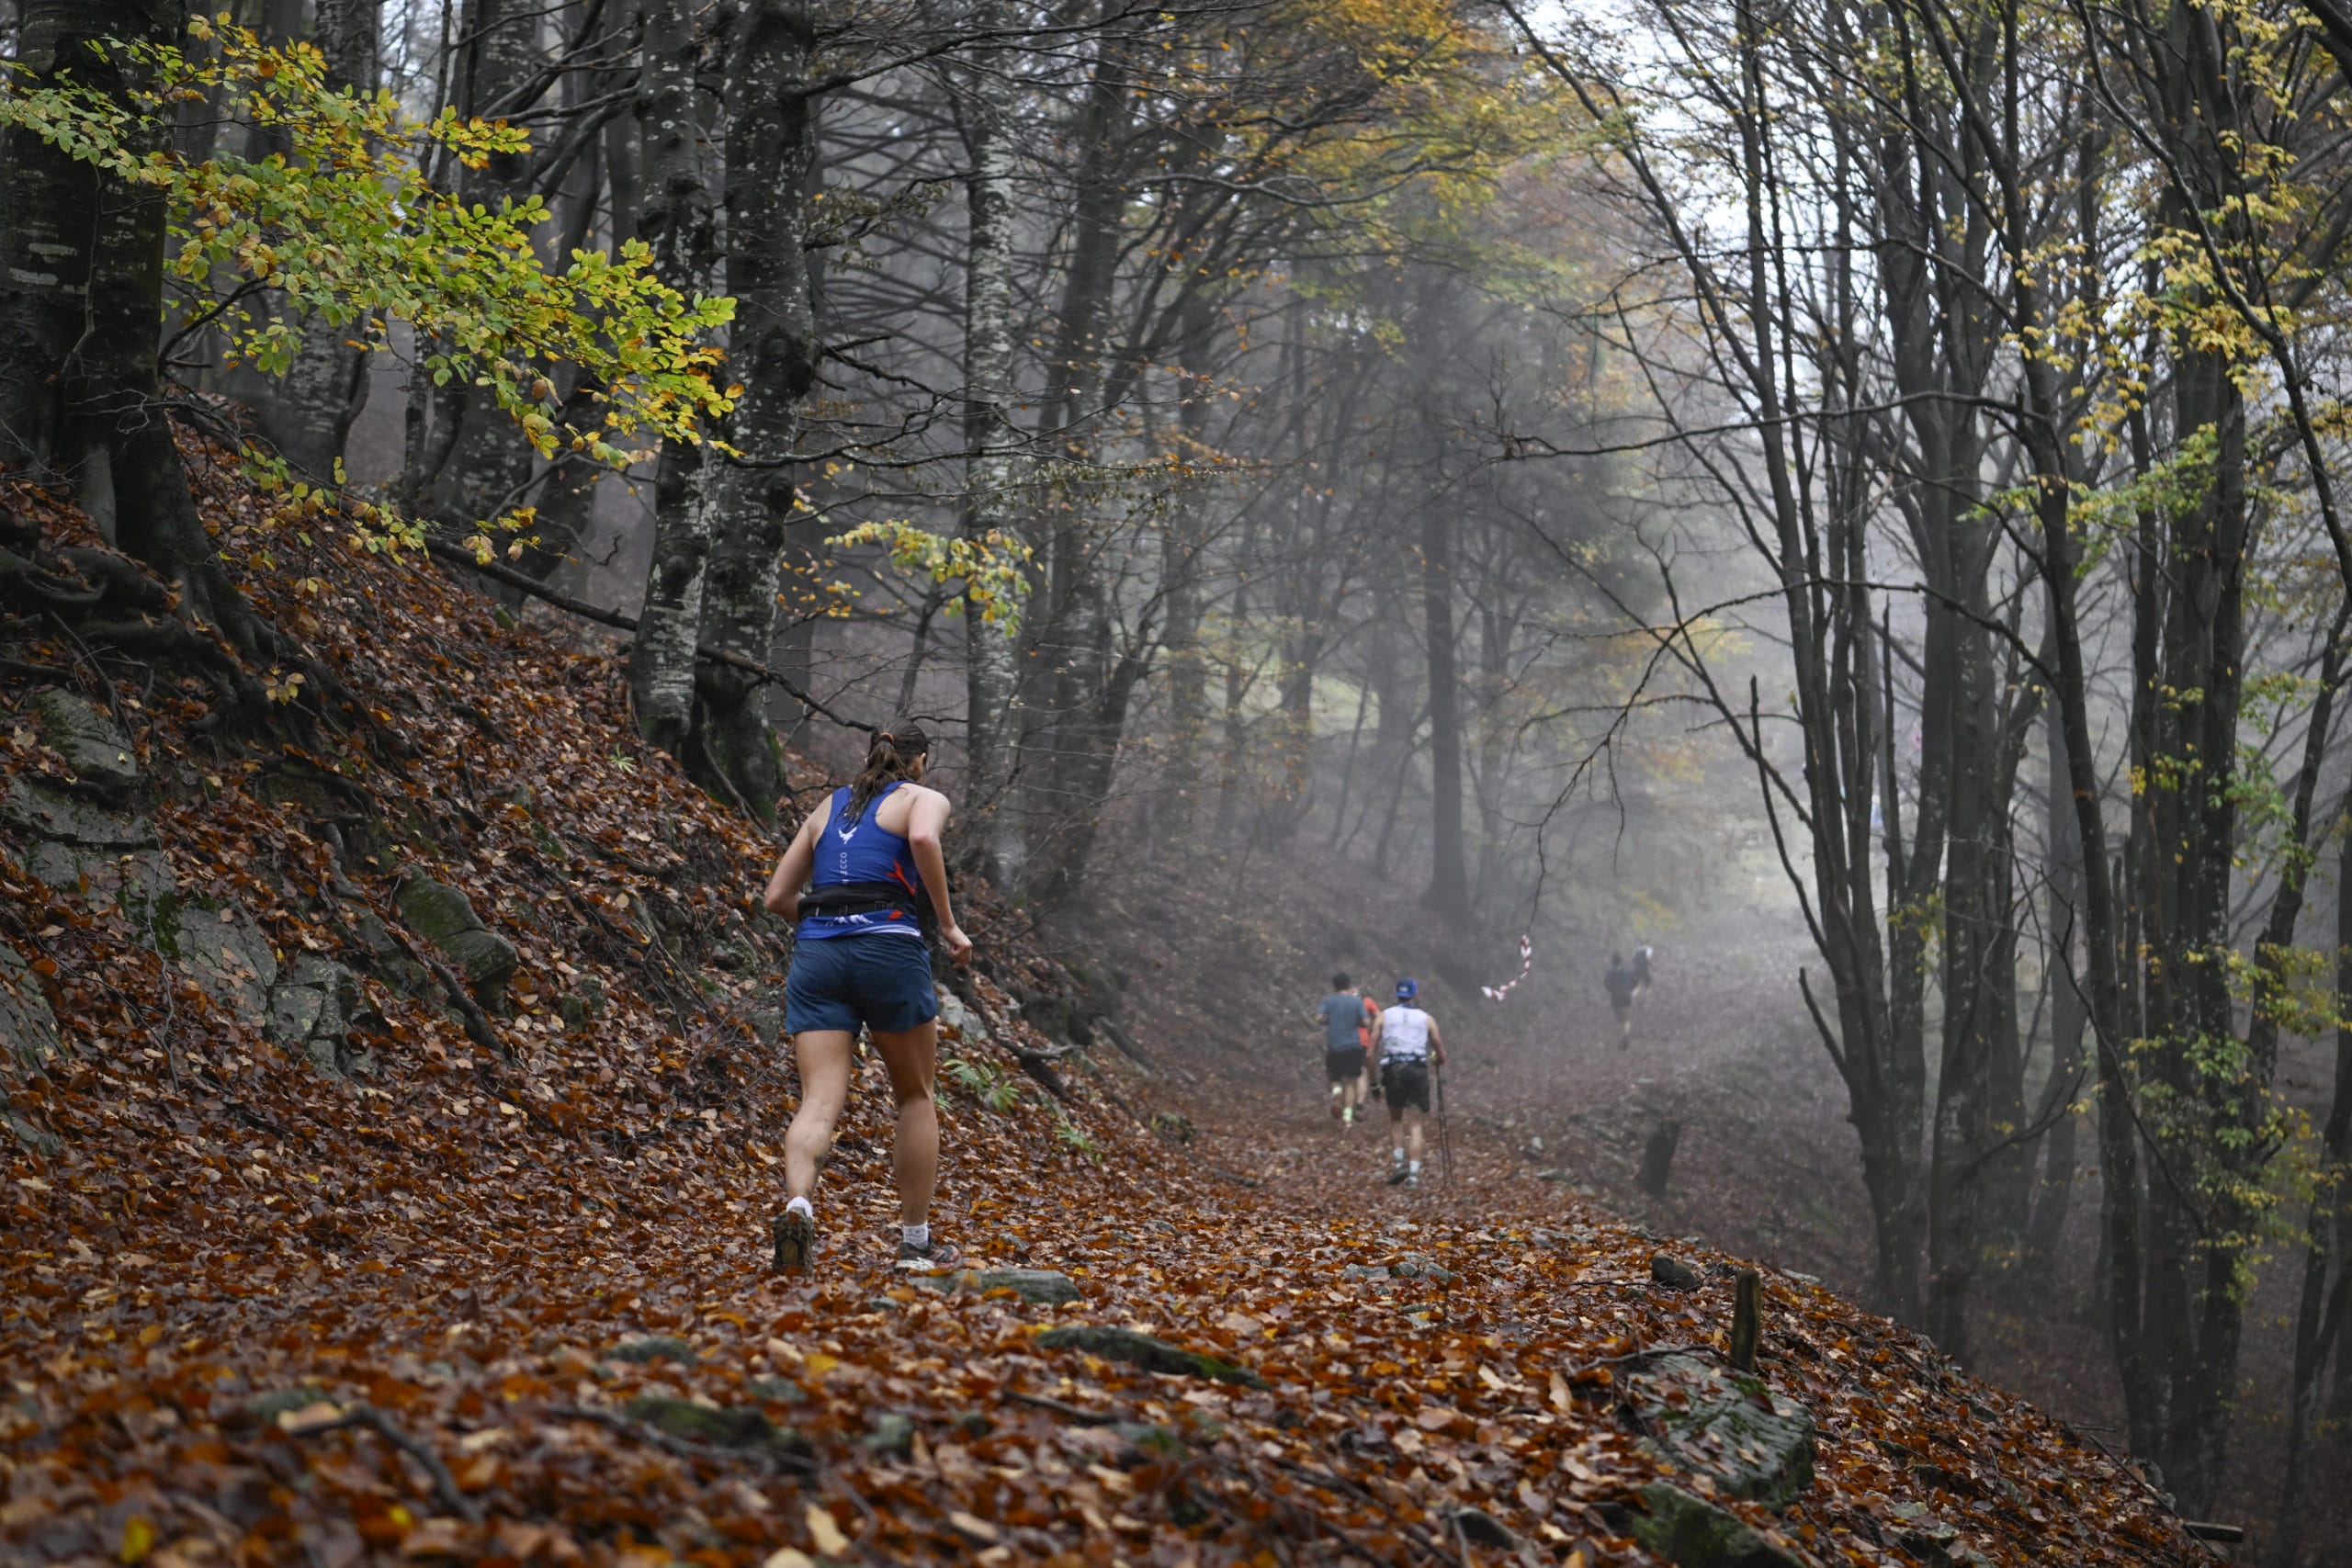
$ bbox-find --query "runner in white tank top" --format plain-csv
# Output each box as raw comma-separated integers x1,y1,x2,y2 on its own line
1375,978,1447,1186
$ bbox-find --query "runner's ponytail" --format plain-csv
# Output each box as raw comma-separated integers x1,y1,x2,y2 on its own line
844,720,930,821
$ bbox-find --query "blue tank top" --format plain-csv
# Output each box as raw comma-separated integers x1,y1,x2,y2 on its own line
797,781,925,942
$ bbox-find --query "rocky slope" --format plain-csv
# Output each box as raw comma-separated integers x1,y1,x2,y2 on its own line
1,447,2209,1567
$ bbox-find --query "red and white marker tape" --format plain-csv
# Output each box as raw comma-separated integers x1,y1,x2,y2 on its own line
1481,933,1533,1001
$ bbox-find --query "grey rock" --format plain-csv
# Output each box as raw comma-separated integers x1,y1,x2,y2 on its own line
1035,1325,1267,1388
0,941,60,1069
21,839,174,907
1341,1263,1393,1281
863,1412,915,1458
244,1385,340,1423
396,876,517,998
748,1375,808,1404
1632,1482,1807,1568
915,1267,1082,1305
1,777,153,847
1,941,62,1152
175,903,278,1024
342,908,434,997
621,1395,808,1460
556,975,608,1030
1445,1508,1519,1551
1632,1353,1815,1508
609,1334,697,1365
267,954,362,1075
1533,1168,1577,1183
1650,1252,1705,1290
935,987,988,1043
1392,1254,1457,1283
32,691,140,801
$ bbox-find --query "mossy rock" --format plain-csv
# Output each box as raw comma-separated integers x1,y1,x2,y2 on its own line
33,691,140,802
1631,1483,1807,1568
395,876,517,997
1633,1354,1815,1508
609,1334,697,1365
0,941,61,1070
1035,1325,1266,1388
622,1395,808,1457
863,1412,915,1458
916,1267,1081,1305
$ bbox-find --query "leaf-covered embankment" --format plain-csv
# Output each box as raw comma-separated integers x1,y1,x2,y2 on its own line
2,451,2205,1566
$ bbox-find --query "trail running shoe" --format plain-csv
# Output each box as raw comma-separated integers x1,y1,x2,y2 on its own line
773,1208,814,1274
896,1235,965,1271
1387,1164,1410,1187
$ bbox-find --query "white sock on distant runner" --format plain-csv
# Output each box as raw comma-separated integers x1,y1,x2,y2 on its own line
1408,1160,1422,1177
902,1222,931,1250
786,1196,813,1222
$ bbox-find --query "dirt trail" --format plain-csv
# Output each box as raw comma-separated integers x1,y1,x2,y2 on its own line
1162,911,1871,1290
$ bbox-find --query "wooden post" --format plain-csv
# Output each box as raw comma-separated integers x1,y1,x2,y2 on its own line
1730,1269,1762,1372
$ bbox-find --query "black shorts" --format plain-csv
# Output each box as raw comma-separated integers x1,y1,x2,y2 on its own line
1382,1059,1430,1112
1325,1045,1366,1082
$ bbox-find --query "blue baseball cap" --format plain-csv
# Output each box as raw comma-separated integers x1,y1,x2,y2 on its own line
1395,977,1419,1000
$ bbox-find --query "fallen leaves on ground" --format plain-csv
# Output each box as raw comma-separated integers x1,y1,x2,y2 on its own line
1,443,2204,1565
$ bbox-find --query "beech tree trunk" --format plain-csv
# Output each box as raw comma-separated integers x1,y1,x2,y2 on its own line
686,0,819,817
256,0,381,478
405,0,541,527
0,0,258,642
960,0,1027,883
626,0,718,757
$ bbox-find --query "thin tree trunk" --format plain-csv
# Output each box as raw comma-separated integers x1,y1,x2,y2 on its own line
2265,807,2352,1567
1420,501,1468,923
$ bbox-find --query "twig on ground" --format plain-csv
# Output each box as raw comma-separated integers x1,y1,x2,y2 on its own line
1006,1389,1123,1426
279,1405,481,1523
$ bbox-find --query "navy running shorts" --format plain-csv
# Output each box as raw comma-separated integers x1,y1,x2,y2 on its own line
785,933,939,1035
1325,1045,1366,1083
1382,1059,1431,1113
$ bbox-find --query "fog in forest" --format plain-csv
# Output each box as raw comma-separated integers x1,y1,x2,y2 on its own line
6,0,2352,1557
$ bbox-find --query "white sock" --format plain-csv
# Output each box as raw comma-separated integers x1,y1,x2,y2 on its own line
1408,1160,1422,1175
902,1222,930,1250
785,1196,813,1222
1392,1147,1406,1164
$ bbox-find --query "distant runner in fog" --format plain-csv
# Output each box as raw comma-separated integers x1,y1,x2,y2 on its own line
1606,953,1637,1048
1378,978,1446,1186
1315,972,1374,1127
1633,945,1654,995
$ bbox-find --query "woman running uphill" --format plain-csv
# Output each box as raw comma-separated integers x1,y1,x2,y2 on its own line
763,722,973,1274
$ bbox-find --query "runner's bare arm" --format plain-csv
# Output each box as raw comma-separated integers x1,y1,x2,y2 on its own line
904,786,973,965
762,800,825,919
1428,1017,1447,1066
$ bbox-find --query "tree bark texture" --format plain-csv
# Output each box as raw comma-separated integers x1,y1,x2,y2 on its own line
960,0,1027,885
626,0,719,754
256,0,382,479
0,0,258,640
405,0,542,527
686,0,820,817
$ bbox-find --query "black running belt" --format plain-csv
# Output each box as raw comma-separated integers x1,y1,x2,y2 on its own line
799,880,921,919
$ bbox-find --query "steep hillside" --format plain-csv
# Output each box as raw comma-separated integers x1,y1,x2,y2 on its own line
2,446,2210,1567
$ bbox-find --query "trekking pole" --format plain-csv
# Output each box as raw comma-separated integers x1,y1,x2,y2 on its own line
1435,1059,1454,1188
